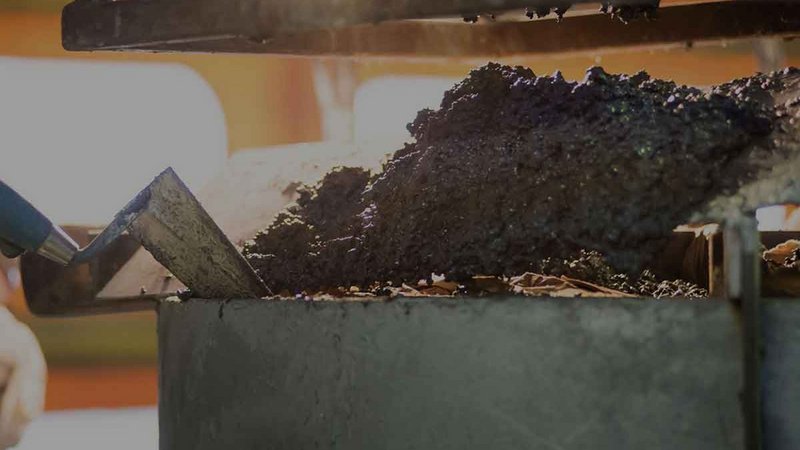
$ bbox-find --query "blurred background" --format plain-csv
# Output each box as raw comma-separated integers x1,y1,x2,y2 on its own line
1,0,799,448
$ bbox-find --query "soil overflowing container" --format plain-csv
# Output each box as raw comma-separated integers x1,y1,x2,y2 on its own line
244,64,800,296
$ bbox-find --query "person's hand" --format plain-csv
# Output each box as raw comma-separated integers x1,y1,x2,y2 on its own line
0,258,14,306
0,308,45,449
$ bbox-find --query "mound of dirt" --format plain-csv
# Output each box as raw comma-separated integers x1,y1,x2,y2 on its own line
244,63,799,296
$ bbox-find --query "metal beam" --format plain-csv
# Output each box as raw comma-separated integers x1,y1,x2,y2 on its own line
725,218,764,450
61,0,611,51
62,1,800,57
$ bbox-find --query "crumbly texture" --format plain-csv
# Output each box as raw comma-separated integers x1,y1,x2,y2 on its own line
244,64,799,295
537,250,707,298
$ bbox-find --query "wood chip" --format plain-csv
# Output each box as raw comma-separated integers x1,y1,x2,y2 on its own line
764,240,800,266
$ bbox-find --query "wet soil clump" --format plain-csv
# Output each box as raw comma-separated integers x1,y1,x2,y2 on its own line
245,63,800,295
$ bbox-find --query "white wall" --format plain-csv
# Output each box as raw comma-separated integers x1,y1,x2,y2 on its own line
0,57,227,225
353,76,458,155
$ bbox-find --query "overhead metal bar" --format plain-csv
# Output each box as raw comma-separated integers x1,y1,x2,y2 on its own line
202,2,800,58
60,0,799,57
61,0,610,51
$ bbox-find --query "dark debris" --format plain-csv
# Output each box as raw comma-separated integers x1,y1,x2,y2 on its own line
244,63,799,297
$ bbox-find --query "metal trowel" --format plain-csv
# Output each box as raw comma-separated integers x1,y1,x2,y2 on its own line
0,168,269,313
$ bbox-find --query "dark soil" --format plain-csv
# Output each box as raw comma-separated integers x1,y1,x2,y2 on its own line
244,64,800,296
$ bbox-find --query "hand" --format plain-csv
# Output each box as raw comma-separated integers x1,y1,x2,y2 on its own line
0,308,45,449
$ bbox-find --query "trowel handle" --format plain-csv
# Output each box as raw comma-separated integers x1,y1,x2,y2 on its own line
0,180,79,265
0,180,53,258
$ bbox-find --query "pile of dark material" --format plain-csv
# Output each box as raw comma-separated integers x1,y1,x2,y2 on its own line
244,63,799,297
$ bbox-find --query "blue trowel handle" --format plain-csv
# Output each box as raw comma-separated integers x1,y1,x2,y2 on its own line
0,180,54,258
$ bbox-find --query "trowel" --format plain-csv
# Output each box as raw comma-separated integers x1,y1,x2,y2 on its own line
0,168,269,311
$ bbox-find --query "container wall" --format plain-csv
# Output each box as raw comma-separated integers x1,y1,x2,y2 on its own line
158,297,744,450
763,299,800,450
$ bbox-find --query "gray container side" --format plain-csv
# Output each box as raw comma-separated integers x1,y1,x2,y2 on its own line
158,297,745,450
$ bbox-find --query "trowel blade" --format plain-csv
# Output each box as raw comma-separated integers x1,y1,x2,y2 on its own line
127,168,270,299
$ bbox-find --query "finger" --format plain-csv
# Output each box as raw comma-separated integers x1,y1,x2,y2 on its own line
0,316,46,448
13,333,46,421
0,309,27,366
0,309,16,419
1,320,45,416
0,369,21,449
0,348,18,370
0,359,45,447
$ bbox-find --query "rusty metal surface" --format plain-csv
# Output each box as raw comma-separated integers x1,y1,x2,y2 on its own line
126,168,270,299
21,168,270,315
158,296,744,450
62,1,800,57
98,143,373,303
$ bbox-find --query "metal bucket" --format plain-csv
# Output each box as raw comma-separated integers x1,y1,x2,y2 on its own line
156,296,800,450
